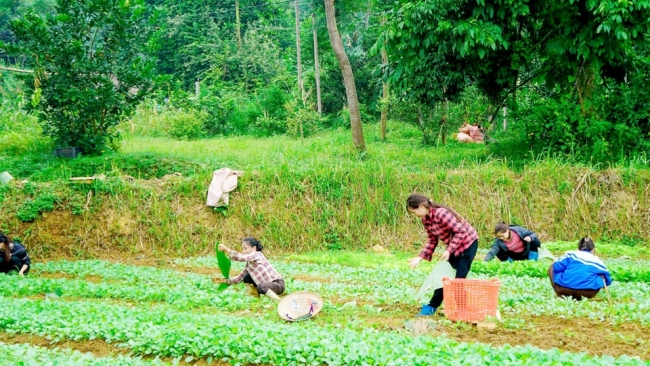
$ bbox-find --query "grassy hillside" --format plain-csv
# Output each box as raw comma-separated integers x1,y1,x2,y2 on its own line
0,125,648,259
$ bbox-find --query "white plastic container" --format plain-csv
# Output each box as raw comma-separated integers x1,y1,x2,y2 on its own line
0,171,14,186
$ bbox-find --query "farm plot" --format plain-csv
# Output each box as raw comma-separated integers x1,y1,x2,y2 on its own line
1,250,649,364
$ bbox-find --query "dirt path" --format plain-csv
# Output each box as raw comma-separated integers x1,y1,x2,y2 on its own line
414,314,649,360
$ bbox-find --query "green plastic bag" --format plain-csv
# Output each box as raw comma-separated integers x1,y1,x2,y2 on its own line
216,249,231,279
538,246,556,261
414,261,456,304
215,242,232,292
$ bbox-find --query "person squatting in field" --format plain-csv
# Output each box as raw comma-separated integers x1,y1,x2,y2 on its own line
406,193,479,316
218,237,285,301
484,222,542,262
548,236,612,300
0,232,31,276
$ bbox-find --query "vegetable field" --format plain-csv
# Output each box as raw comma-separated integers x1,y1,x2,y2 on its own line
2,242,649,365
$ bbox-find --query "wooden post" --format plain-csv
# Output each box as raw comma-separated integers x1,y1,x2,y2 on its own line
503,106,507,130
195,79,200,99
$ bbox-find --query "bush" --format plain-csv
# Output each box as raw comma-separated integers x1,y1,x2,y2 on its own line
517,79,650,163
0,89,52,155
16,191,59,222
285,100,323,138
164,109,206,140
254,116,285,136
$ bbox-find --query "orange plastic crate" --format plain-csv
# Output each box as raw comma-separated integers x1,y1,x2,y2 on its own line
442,277,501,322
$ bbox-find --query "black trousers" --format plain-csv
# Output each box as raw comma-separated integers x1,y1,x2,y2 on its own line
242,273,285,295
0,256,28,274
428,240,478,308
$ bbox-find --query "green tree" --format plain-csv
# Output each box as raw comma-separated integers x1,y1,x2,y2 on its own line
382,0,650,110
380,0,650,150
2,0,154,154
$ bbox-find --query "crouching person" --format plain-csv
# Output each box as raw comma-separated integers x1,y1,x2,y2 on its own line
548,237,612,300
484,222,542,262
218,237,285,301
0,232,31,276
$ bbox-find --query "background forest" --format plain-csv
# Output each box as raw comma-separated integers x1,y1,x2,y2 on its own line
0,0,648,163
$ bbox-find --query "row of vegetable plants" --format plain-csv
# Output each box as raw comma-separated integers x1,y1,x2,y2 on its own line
177,255,650,284
2,341,171,366
0,296,645,366
22,260,650,325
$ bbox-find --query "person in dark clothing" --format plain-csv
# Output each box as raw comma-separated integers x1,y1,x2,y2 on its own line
484,222,541,262
0,232,31,275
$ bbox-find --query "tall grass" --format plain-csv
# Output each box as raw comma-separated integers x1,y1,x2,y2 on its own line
0,123,649,258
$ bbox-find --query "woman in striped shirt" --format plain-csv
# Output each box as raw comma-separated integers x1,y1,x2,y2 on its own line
218,237,285,301
406,193,479,316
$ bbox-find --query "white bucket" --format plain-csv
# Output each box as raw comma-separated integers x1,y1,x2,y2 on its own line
0,171,14,185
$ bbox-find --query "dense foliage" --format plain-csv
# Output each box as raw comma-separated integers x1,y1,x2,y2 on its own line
0,0,649,160
381,0,650,160
1,0,154,154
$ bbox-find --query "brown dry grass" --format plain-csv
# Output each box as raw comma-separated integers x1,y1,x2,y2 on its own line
0,163,648,261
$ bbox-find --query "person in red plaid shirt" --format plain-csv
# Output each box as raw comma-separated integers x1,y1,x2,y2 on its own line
218,237,285,301
406,193,479,316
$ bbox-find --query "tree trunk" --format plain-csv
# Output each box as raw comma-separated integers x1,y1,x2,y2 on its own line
441,100,448,145
235,0,241,50
380,80,388,140
295,0,305,139
323,0,366,152
417,106,429,144
364,0,372,29
379,16,388,140
487,103,495,130
313,13,322,114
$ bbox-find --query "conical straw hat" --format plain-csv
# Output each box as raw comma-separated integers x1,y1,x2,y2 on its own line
277,291,323,322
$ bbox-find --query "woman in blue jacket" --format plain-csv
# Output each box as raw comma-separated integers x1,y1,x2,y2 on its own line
548,237,612,300
484,222,541,262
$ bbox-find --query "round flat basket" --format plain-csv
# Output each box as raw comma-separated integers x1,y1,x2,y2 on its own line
277,292,323,322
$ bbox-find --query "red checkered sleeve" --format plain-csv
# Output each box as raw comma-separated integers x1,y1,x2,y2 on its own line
229,251,258,262
228,251,282,284
436,209,467,256
227,269,247,284
418,207,478,260
419,217,439,261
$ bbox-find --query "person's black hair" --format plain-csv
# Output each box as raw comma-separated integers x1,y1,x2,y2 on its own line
406,193,467,223
0,232,11,263
242,237,263,252
578,236,595,251
494,222,509,235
